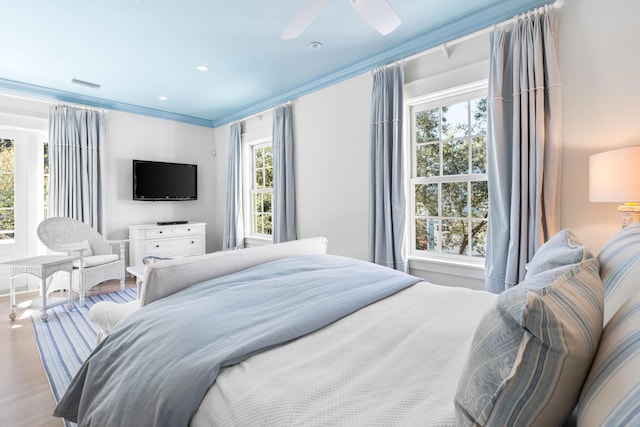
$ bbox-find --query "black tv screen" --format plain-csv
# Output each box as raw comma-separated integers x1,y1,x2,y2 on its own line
132,160,197,201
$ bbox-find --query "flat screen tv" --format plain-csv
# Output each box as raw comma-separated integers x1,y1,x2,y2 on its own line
132,160,197,201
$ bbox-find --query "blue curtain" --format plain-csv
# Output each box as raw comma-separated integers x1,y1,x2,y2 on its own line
48,105,104,232
485,10,562,293
272,104,297,243
369,64,406,271
223,122,244,250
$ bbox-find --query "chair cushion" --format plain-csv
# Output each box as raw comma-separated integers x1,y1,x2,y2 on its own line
57,240,93,257
577,290,640,426
454,258,603,426
72,254,119,268
525,229,592,278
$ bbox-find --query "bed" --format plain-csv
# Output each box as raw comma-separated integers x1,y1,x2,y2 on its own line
54,225,640,427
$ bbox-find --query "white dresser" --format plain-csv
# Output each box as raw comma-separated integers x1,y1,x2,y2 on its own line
128,222,206,266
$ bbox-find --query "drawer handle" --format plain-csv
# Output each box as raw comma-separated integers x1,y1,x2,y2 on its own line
156,245,160,248
187,228,191,231
191,241,194,244
159,231,163,234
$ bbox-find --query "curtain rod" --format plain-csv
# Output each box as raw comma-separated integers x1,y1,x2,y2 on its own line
240,100,293,123
51,103,108,114
401,0,564,65
0,90,108,114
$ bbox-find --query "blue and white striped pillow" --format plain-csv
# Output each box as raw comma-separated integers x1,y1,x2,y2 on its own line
578,290,640,426
597,222,640,325
454,258,603,426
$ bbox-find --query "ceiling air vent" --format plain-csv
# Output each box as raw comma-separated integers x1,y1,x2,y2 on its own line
71,78,101,89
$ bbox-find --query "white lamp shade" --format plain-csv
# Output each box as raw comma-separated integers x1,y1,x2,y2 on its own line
589,146,640,203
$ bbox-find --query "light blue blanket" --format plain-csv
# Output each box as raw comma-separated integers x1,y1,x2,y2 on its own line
54,254,421,427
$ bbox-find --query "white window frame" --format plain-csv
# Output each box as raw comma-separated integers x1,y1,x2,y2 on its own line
0,136,16,242
43,140,49,220
242,137,273,243
406,80,488,266
0,127,48,293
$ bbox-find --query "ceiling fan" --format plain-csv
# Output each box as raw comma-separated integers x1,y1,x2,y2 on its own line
281,0,401,39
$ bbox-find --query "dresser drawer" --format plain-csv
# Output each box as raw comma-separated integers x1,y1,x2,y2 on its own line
129,222,207,266
145,236,202,254
145,228,173,239
145,224,204,239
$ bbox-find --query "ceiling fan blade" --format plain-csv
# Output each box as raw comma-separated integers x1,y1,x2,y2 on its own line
350,0,401,36
281,0,328,39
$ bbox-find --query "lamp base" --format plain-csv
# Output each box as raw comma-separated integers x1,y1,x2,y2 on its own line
618,204,640,228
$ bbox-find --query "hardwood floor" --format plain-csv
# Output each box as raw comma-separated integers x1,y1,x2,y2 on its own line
0,278,135,427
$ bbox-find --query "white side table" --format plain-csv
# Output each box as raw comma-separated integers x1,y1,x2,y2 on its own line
126,265,146,298
1,255,76,321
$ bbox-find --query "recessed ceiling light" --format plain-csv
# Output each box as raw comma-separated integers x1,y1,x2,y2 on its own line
197,65,209,71
308,41,323,50
158,96,168,101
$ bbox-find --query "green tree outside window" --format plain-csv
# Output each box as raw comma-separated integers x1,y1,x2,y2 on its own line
252,144,273,236
413,96,488,257
0,138,15,240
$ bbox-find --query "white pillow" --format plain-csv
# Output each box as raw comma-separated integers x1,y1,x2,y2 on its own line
455,258,603,426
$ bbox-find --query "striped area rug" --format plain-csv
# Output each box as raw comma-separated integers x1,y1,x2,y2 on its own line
31,288,137,425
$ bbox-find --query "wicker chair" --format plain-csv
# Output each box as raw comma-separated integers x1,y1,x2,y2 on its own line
37,217,128,306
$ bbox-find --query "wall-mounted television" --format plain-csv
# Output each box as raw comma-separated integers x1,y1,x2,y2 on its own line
132,159,197,201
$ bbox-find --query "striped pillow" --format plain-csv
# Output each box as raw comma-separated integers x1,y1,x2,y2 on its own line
454,258,603,426
597,222,640,325
525,229,592,278
578,290,640,426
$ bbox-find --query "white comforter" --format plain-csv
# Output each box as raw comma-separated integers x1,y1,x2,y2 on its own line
192,281,497,426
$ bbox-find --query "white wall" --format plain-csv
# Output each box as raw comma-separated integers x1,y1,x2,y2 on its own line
211,75,372,260
0,92,217,261
557,0,640,253
102,110,216,252
293,74,372,260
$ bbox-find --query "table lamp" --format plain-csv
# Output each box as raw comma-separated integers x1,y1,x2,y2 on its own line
589,146,640,227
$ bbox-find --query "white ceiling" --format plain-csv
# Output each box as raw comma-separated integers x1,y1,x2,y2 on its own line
1,0,551,127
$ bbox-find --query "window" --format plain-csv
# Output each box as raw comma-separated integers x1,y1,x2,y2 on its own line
43,141,49,218
249,141,273,237
0,138,15,241
409,84,488,259
0,125,48,293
